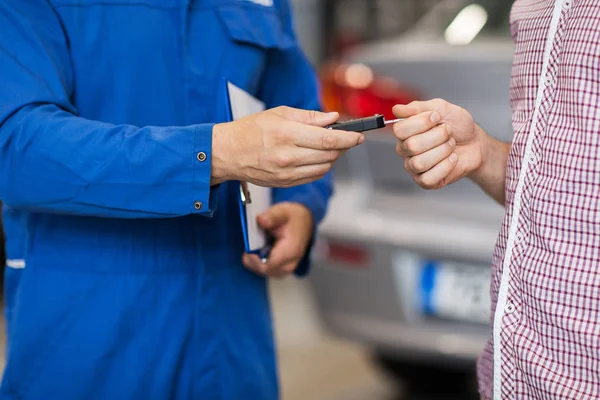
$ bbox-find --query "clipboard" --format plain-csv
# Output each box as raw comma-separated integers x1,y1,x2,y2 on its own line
224,81,273,260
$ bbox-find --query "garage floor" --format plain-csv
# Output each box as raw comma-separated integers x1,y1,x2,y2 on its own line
0,278,474,399
271,278,478,400
271,278,397,400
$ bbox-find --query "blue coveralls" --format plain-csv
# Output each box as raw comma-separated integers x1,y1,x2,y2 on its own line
0,1,332,399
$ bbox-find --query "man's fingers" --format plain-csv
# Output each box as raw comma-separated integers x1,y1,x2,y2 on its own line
397,124,452,156
271,106,339,127
393,111,442,141
392,103,421,118
393,99,448,119
288,121,365,151
405,138,456,174
414,153,459,189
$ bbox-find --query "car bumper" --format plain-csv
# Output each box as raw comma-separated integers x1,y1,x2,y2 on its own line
308,180,504,364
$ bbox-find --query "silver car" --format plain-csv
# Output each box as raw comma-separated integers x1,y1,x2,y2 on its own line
308,0,514,393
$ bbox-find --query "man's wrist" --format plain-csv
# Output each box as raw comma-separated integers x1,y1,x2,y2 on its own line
466,124,511,205
467,124,493,184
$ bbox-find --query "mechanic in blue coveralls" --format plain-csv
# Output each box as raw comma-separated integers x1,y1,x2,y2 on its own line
0,1,365,399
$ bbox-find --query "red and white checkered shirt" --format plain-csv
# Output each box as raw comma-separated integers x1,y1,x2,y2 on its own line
477,0,600,398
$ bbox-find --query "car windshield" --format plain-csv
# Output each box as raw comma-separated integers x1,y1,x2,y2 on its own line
415,0,513,39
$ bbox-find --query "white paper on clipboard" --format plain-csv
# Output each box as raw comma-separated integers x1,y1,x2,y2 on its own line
227,82,271,251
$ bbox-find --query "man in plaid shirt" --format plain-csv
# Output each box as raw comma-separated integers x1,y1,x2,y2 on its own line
392,0,600,398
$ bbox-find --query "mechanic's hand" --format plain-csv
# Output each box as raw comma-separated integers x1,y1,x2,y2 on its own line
392,99,484,189
242,202,313,279
211,106,364,187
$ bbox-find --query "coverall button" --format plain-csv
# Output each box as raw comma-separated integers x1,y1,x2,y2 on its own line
194,201,203,210
197,152,207,162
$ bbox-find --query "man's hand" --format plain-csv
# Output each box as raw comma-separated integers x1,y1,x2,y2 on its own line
211,106,364,187
392,99,511,205
242,202,313,278
392,99,483,190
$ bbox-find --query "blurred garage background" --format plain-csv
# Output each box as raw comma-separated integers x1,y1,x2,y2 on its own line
0,0,514,399
277,0,513,398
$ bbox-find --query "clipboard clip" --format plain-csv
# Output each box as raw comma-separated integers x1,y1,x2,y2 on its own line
240,181,252,205
240,181,271,262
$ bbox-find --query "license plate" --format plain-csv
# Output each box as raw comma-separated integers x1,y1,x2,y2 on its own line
419,260,491,324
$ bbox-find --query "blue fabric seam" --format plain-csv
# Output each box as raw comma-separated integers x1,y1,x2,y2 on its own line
192,125,199,214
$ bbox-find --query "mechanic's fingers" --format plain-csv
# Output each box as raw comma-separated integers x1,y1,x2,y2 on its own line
257,204,290,231
270,106,340,127
264,251,294,272
288,121,365,151
404,138,456,174
393,99,449,119
396,124,451,156
264,240,298,271
267,261,299,279
242,253,267,275
244,247,298,278
286,108,340,127
272,147,343,169
414,153,459,189
271,163,333,188
393,111,442,141
280,173,330,188
294,148,348,167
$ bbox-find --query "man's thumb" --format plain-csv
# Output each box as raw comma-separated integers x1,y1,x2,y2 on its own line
274,106,339,127
257,204,289,230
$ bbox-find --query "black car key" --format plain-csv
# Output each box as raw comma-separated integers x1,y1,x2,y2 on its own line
326,114,403,132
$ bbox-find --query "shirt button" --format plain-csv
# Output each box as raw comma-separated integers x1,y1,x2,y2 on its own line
529,154,537,164
505,302,516,314
545,75,554,88
563,0,572,10
197,152,207,162
194,201,203,210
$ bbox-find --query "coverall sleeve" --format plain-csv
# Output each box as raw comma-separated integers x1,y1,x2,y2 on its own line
258,0,334,276
0,1,218,219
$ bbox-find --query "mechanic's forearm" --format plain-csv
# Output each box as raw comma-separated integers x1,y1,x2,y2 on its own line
468,125,511,206
0,105,217,218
